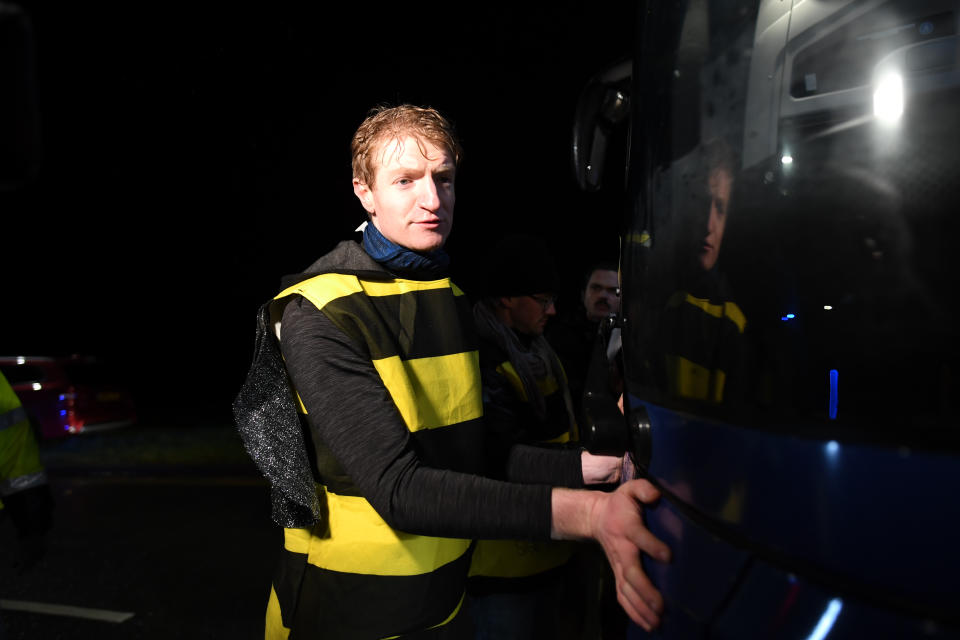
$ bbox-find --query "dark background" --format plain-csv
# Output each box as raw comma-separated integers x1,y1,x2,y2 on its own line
2,2,633,424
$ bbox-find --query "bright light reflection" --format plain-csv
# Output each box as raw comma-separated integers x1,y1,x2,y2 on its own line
781,155,794,165
806,598,843,640
826,440,839,455
824,305,833,310
16,356,25,365
32,382,42,391
873,73,903,123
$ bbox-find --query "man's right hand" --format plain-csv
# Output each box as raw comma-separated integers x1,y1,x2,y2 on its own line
591,479,670,631
550,479,671,631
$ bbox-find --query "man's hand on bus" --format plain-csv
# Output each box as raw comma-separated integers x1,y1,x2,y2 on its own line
550,480,670,631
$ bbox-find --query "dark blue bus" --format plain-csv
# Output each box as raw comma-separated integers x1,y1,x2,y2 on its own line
574,1,960,637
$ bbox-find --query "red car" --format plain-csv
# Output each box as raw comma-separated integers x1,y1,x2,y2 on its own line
0,355,136,439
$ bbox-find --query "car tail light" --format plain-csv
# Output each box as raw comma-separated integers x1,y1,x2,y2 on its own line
62,386,84,434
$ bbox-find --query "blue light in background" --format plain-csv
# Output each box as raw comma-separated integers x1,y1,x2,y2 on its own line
826,441,839,455
781,313,796,321
59,410,67,416
829,369,839,419
806,599,843,640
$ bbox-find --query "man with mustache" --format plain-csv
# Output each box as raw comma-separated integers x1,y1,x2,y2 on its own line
547,260,622,422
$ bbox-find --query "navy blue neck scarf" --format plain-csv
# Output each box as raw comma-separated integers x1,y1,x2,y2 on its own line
362,221,450,279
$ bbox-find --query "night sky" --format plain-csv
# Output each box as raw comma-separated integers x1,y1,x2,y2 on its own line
3,2,633,423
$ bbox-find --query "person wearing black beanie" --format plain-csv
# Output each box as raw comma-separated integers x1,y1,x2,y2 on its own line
468,234,621,640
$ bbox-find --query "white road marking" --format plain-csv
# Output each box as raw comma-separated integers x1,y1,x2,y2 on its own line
0,599,135,623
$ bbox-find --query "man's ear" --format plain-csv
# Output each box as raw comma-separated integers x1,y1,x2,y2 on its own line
353,178,376,215
498,296,515,310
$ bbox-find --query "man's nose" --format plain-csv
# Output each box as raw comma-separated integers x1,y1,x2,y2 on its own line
418,177,441,211
707,205,719,232
546,300,557,316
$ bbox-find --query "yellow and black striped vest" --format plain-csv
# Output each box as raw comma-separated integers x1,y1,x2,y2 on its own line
663,290,746,404
469,344,576,583
265,272,483,640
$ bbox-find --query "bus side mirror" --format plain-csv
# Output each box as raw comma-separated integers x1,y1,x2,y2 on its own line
571,59,632,192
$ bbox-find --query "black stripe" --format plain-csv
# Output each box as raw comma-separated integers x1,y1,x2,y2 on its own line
273,548,308,630
313,416,487,497
467,563,567,596
411,416,486,475
288,544,473,639
537,391,573,442
322,288,478,361
662,300,742,371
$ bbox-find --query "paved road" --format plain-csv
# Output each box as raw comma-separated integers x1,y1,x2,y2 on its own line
0,425,279,639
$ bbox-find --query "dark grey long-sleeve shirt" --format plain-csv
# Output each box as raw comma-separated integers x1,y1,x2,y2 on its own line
280,295,582,541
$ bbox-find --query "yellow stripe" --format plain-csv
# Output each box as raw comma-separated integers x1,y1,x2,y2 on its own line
373,352,482,431
264,586,291,640
496,362,560,401
712,370,727,404
0,421,44,482
276,273,364,311
625,231,652,247
469,539,573,578
496,362,527,400
682,294,747,334
665,355,727,403
282,527,312,554
278,273,466,310
723,303,747,334
305,490,471,576
360,278,465,298
544,431,571,444
294,392,307,415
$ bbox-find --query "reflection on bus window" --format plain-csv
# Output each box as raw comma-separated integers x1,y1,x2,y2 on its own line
622,0,960,445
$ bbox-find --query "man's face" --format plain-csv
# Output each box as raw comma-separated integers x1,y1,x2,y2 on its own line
583,269,620,323
353,135,456,252
699,168,732,271
501,294,556,336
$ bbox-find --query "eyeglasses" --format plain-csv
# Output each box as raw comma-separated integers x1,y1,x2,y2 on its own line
527,294,557,311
